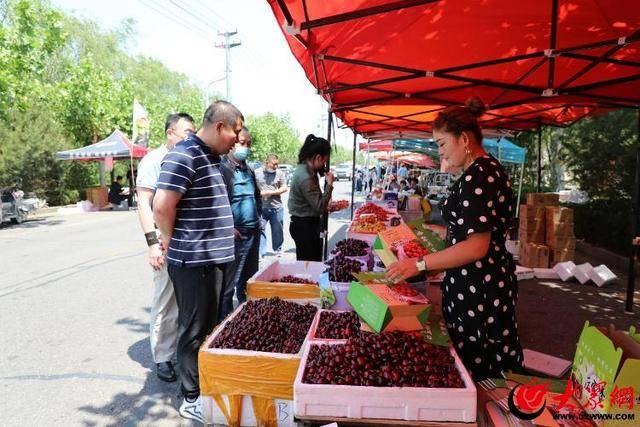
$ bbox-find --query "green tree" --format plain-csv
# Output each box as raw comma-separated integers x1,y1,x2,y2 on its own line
245,113,301,164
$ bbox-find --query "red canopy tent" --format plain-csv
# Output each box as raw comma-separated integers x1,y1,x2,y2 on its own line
267,0,640,311
268,0,640,137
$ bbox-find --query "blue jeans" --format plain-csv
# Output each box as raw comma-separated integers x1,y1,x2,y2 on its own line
260,207,284,256
219,227,260,321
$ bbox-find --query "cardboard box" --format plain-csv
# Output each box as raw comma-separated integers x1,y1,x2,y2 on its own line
527,192,560,206
551,249,575,265
373,223,417,267
571,321,640,426
520,217,545,232
546,220,574,238
546,206,574,224
547,235,577,250
519,204,545,219
520,242,549,268
519,229,545,244
346,281,431,332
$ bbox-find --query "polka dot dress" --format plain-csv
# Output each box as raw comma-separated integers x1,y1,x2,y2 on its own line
441,154,523,380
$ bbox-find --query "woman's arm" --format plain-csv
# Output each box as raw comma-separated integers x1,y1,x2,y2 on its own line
386,232,491,282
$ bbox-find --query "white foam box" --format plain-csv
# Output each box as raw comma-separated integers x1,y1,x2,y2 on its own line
202,396,295,427
515,265,534,281
201,302,313,426
533,268,560,280
308,309,358,343
553,261,576,282
294,342,477,423
571,262,594,285
246,260,326,307
589,264,618,287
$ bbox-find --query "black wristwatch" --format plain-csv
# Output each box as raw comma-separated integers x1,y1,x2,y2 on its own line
145,231,159,247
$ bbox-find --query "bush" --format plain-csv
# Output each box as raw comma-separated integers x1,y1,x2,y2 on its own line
567,198,632,256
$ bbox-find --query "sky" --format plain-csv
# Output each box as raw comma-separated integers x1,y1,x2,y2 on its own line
51,0,355,147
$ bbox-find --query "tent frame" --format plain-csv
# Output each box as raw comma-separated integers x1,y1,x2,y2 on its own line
274,0,640,312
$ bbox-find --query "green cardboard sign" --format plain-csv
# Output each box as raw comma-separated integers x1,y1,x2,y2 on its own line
571,321,622,414
347,281,390,332
406,219,446,252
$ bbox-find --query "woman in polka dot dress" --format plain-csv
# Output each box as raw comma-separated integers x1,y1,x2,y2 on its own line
387,97,523,380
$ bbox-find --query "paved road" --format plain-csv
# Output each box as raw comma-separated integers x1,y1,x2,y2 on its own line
0,181,358,426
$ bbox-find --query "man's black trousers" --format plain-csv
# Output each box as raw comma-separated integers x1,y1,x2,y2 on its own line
168,262,230,399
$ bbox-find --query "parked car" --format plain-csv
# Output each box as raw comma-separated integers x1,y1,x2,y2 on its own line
1,188,27,224
334,163,353,181
278,164,294,184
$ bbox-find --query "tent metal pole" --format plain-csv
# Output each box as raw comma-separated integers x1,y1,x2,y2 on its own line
537,124,542,192
626,108,640,313
351,131,357,220
322,111,334,261
516,159,525,218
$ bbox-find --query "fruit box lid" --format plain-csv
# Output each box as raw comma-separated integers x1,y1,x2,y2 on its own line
347,282,431,333
571,321,640,417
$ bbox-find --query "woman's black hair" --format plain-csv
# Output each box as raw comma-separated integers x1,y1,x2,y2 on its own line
433,96,487,143
298,134,331,164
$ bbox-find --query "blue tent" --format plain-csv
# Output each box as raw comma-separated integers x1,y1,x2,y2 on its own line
393,138,526,165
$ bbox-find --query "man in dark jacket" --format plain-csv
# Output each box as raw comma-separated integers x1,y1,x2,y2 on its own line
219,127,262,320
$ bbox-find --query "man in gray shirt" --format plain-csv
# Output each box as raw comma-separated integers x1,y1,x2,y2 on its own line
255,154,288,256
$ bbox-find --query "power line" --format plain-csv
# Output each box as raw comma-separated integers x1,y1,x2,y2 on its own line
137,0,214,40
189,0,236,31
167,0,224,34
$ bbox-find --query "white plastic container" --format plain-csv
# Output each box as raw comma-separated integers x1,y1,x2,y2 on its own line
294,342,477,423
553,261,576,282
589,264,617,287
572,262,594,285
329,282,353,311
308,309,354,343
533,268,560,280
515,265,534,281
246,260,326,307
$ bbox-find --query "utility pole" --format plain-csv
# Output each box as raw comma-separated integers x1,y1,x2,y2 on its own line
215,31,241,102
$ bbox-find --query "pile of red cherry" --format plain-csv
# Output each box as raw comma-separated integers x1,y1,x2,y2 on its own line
211,298,317,354
271,275,318,285
402,240,430,258
314,311,361,339
303,331,463,388
331,238,370,257
390,283,421,298
325,253,363,282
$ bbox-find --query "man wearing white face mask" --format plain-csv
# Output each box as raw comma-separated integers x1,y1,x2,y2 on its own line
219,127,262,320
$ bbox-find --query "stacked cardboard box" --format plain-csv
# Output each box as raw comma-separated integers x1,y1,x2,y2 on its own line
519,243,549,269
518,193,558,268
545,206,576,265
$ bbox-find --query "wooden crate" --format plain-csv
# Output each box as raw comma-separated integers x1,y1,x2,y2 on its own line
519,243,549,268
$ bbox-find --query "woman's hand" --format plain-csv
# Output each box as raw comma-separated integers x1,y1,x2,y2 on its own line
386,257,420,282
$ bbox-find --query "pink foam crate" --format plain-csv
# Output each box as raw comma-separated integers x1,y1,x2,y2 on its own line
308,309,356,343
294,342,477,423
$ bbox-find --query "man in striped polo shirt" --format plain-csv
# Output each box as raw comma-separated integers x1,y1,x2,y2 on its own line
154,100,244,423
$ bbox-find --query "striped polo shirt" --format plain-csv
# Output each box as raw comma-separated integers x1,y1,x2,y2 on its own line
157,134,235,267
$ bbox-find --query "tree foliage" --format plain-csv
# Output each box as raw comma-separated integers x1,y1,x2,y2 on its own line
0,0,209,204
